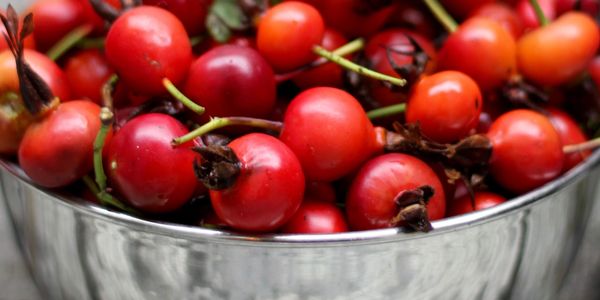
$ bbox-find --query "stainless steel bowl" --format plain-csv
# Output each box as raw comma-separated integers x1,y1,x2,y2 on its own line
3,1,600,298
2,149,600,300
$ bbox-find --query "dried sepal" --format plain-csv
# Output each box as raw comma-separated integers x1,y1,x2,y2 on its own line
0,6,56,115
193,145,241,190
124,98,185,122
447,133,494,170
20,64,57,115
385,34,430,91
501,76,549,113
199,134,232,147
385,123,492,197
560,77,600,137
390,185,434,232
238,0,268,18
19,13,33,42
5,5,18,36
1,5,19,56
385,123,492,169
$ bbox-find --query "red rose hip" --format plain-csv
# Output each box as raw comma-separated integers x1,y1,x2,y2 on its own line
105,6,193,96
199,133,305,232
346,153,446,231
106,113,198,213
487,109,564,194
257,1,324,72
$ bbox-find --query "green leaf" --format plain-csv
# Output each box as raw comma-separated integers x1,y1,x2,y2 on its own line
206,13,231,43
211,0,248,30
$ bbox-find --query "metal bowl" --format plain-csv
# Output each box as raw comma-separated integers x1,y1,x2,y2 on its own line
2,148,600,300
3,1,600,298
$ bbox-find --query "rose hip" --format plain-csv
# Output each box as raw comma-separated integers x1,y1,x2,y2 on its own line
105,6,192,96
106,113,198,213
183,45,276,120
257,1,325,72
487,109,564,194
346,153,446,231
199,133,305,232
64,49,113,105
447,191,506,216
280,87,379,182
406,71,483,143
281,201,348,234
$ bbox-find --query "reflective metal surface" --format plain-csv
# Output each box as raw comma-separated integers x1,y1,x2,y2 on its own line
1,149,599,300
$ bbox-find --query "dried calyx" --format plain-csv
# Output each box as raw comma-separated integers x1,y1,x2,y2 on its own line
390,185,435,232
238,0,269,18
385,122,492,190
562,77,600,138
125,98,185,121
501,76,549,112
385,35,430,92
0,5,57,116
199,134,231,147
193,145,241,190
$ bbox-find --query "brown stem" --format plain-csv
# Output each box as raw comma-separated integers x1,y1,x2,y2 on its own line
101,74,118,110
502,76,549,113
563,138,600,154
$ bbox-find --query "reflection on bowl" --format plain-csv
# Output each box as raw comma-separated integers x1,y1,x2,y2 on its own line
1,149,600,299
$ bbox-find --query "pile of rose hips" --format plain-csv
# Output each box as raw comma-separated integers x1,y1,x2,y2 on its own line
1,0,599,234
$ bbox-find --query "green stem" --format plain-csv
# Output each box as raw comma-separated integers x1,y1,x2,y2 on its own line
82,175,101,196
366,103,407,120
162,78,205,115
93,76,117,193
275,38,365,83
93,108,113,192
563,138,600,154
173,117,283,145
313,45,406,87
90,108,138,214
423,0,458,33
529,0,550,26
331,38,364,57
97,192,139,215
47,24,94,61
190,35,204,47
76,37,106,49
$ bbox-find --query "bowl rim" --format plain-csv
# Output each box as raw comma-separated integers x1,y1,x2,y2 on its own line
2,150,599,246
